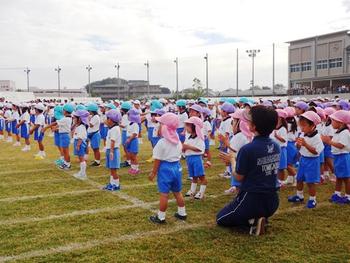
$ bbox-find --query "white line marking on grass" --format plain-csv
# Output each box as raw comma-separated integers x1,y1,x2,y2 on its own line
0,222,205,263
0,178,70,187
0,168,54,176
0,189,99,203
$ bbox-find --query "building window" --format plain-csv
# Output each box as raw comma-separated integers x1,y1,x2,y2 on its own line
290,64,300,73
329,58,342,68
301,62,312,71
317,60,328,70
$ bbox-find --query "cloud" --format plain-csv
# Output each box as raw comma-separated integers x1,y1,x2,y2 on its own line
344,0,350,12
83,35,118,51
194,31,242,46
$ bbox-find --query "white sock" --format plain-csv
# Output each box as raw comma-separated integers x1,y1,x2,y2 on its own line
80,162,86,175
324,171,330,177
157,210,166,220
110,176,120,186
335,191,341,196
190,183,197,193
60,156,64,160
64,161,71,166
178,206,187,216
345,194,350,200
309,196,316,201
226,166,231,173
95,159,100,164
297,190,304,198
199,185,207,194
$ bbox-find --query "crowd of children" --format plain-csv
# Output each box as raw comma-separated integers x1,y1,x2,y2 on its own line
1,96,350,235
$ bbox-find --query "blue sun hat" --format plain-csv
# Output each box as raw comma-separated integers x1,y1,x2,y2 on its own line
63,103,75,113
54,105,64,120
221,102,235,113
121,101,132,111
239,97,249,104
105,103,117,110
86,103,99,112
219,98,227,103
198,97,208,105
151,100,163,111
226,98,237,105
75,104,86,111
176,99,187,107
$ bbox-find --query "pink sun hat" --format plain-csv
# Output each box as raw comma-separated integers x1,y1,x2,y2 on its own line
301,111,322,126
276,109,288,119
324,107,336,116
155,112,180,145
230,109,243,119
330,110,350,125
284,106,296,118
315,107,326,121
185,116,204,140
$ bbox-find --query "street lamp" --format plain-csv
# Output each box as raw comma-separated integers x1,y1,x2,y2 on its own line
54,66,62,97
24,67,30,92
114,62,120,99
144,60,150,98
86,65,92,96
174,57,179,99
246,49,260,97
204,53,208,97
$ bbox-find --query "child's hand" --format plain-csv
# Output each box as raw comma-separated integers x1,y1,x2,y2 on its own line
148,172,156,181
219,152,233,166
296,138,305,147
76,145,80,151
321,135,331,144
16,124,20,129
109,151,114,160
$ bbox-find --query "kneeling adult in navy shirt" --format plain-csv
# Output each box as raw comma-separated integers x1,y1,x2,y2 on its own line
216,105,280,236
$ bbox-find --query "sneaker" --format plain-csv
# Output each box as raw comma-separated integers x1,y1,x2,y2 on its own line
58,163,71,170
287,195,304,203
73,172,87,180
185,190,195,197
55,159,64,166
174,212,187,221
120,161,131,168
337,197,350,204
224,186,237,194
194,192,204,200
90,161,100,167
187,177,193,181
6,138,13,143
13,142,21,147
34,155,44,160
128,168,140,175
41,152,46,157
21,146,30,152
219,171,231,179
329,194,342,203
103,183,121,191
306,199,317,209
249,217,267,236
149,215,166,224
204,161,212,168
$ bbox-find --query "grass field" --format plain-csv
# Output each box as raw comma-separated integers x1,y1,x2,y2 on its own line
0,133,350,263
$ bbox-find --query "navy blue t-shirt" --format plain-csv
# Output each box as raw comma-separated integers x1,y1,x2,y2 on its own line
236,136,280,193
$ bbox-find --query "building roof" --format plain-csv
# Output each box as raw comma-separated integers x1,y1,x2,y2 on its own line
286,30,350,44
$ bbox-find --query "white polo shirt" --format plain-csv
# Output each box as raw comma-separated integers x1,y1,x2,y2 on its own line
153,138,182,162
106,125,121,149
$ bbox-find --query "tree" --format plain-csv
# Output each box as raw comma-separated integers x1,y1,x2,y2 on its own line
191,78,205,98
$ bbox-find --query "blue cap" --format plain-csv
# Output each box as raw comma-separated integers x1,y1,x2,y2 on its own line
121,101,132,111
63,103,75,113
176,99,187,107
86,103,99,112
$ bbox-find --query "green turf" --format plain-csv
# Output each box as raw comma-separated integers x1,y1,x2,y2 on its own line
0,133,349,263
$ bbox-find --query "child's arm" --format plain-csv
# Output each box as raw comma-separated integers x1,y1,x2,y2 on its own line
76,138,82,151
109,140,115,159
42,122,57,133
126,132,137,144
274,131,286,143
182,143,201,152
29,124,39,135
16,120,25,129
149,159,161,181
298,138,318,155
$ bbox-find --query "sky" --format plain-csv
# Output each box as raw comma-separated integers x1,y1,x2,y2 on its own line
0,0,349,92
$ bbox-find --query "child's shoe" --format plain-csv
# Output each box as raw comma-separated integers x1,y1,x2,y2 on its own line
90,161,100,167
149,215,166,224
58,162,71,170
329,194,342,203
306,199,317,209
204,161,212,168
287,195,304,203
337,196,350,204
174,212,187,221
13,142,21,147
224,186,237,194
194,192,204,200
249,217,266,236
219,171,231,179
128,168,139,175
73,172,87,180
185,190,195,197
103,183,120,191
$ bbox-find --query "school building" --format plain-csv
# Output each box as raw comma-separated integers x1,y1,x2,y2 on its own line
287,30,350,96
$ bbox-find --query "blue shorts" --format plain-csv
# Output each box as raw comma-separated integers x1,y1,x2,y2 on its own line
319,150,325,164
34,129,44,142
105,148,121,169
157,161,182,193
58,133,70,148
30,115,35,124
20,124,29,139
5,122,11,133
0,120,4,131
204,137,210,151
177,128,186,143
138,123,142,132
74,139,87,157
147,127,154,142
11,121,19,135
88,132,101,150
297,156,320,183
100,125,108,140
334,153,350,178
126,137,139,154
287,141,298,165
279,147,287,170
186,155,205,177
122,130,127,145
324,144,333,159
54,131,60,147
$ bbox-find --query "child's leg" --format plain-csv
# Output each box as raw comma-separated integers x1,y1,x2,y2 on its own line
344,178,350,197
325,158,334,174
307,183,316,200
93,148,100,162
25,138,30,146
110,168,120,186
79,156,86,175
173,192,187,217
198,176,208,196
38,141,44,152
335,178,343,193
63,147,70,163
278,170,286,181
156,193,169,220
